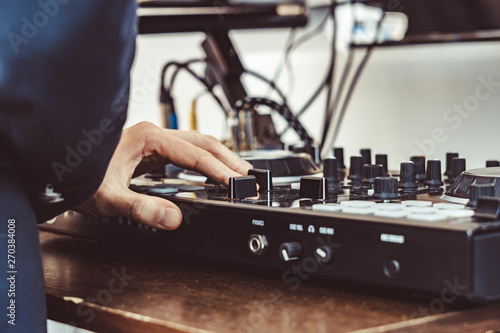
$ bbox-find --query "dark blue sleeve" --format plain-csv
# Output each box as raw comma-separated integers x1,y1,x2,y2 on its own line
0,0,137,223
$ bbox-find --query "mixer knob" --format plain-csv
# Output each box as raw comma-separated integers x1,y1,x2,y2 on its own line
248,169,273,192
445,152,459,178
348,156,363,183
425,160,444,194
279,242,303,261
410,156,426,183
451,157,466,180
372,177,399,200
375,154,389,176
399,162,418,194
360,148,372,166
333,147,346,169
314,246,335,265
299,177,327,200
486,160,500,168
229,176,258,199
323,158,339,186
467,183,495,208
362,164,384,188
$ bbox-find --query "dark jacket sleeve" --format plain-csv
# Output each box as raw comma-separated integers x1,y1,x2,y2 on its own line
0,0,137,222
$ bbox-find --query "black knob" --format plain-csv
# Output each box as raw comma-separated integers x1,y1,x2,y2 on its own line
399,162,418,193
299,177,327,200
375,154,389,176
372,177,399,200
425,160,444,194
451,157,466,180
486,160,500,168
348,156,363,183
467,183,495,208
229,176,257,199
333,147,346,169
279,242,302,261
360,148,372,166
445,152,459,177
248,169,273,192
323,158,339,186
362,164,384,188
314,246,335,265
410,156,426,182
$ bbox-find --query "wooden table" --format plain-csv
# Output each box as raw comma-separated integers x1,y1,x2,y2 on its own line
40,230,500,333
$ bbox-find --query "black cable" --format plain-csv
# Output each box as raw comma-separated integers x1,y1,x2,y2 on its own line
321,0,355,145
322,1,388,149
265,28,297,97
243,69,288,105
236,97,313,146
296,2,337,118
160,59,228,116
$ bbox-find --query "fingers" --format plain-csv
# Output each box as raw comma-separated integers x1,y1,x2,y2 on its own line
118,189,182,230
142,126,249,185
164,129,253,175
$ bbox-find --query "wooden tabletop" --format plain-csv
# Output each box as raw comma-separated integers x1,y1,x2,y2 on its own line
40,230,500,333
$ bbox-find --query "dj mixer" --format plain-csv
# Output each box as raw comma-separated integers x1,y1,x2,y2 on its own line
40,148,500,303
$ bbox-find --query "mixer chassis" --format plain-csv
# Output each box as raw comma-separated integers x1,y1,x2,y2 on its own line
40,164,500,303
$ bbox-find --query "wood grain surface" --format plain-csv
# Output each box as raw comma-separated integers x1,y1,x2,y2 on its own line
40,231,500,333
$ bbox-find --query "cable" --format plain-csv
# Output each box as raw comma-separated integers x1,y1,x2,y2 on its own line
295,2,337,118
320,0,355,145
159,59,228,119
321,1,389,151
236,97,313,146
243,69,288,105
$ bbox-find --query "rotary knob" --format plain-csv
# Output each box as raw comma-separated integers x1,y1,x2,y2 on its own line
323,158,339,186
348,155,363,184
372,177,399,200
410,156,426,183
314,246,335,265
360,148,372,166
375,154,389,177
279,242,302,262
399,162,418,194
451,157,466,180
486,160,500,168
334,147,346,169
362,164,384,188
425,160,444,194
445,152,459,178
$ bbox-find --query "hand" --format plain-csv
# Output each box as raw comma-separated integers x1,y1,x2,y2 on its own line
76,121,253,230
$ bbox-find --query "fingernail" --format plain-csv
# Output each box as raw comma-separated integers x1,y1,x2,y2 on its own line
158,208,181,229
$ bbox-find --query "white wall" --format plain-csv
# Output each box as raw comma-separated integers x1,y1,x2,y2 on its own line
128,23,500,171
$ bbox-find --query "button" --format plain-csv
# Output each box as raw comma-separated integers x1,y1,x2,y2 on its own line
148,187,179,195
342,207,375,215
401,200,432,207
383,259,401,279
312,203,342,212
340,201,376,208
374,210,409,218
405,206,437,214
375,203,404,211
279,242,303,261
441,209,475,218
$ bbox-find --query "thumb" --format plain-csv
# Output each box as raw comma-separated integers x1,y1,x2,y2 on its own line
117,189,183,230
